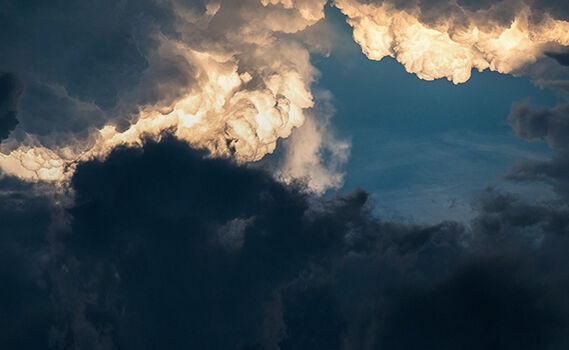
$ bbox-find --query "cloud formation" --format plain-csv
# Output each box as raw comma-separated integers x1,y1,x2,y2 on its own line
508,97,569,201
3,1,569,348
0,73,23,142
1,138,568,348
3,0,569,189
0,0,345,191
334,0,569,83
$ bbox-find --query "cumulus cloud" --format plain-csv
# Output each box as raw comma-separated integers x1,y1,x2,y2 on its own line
3,1,569,348
4,0,569,189
0,0,345,191
1,138,569,348
334,0,569,83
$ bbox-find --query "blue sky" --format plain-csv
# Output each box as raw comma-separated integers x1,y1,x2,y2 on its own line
315,6,560,223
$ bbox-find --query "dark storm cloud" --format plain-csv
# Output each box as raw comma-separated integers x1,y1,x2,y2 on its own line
0,73,23,142
2,138,568,349
2,1,569,347
0,177,55,348
51,138,350,348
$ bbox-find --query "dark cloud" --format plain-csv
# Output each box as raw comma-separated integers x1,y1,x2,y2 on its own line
509,102,569,149
508,150,569,201
0,177,55,348
529,0,569,21
535,79,569,94
0,0,185,137
0,0,173,109
508,99,569,202
546,52,569,66
2,1,569,348
371,254,569,350
51,137,349,348
1,138,568,349
15,81,107,141
0,72,23,142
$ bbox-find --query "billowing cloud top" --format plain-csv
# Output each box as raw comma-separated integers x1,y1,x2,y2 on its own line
0,0,568,190
335,0,569,83
0,0,326,183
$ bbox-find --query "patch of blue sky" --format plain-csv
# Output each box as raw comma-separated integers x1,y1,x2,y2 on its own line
314,6,560,223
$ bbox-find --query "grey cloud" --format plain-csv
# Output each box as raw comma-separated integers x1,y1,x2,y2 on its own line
2,138,569,349
508,150,569,201
509,102,569,149
0,0,174,109
3,1,569,347
0,73,23,142
0,177,55,348
16,81,106,139
546,52,569,66
535,79,569,93
507,96,569,202
0,0,179,139
216,217,255,251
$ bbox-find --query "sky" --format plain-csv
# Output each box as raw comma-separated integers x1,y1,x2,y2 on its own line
317,5,561,222
2,1,569,349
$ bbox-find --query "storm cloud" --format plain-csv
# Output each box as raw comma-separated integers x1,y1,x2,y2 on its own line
2,1,569,349
1,138,568,349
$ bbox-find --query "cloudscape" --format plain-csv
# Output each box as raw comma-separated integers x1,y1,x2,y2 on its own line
1,1,569,349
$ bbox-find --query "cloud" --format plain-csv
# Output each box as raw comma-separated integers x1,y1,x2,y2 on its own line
0,73,23,142
45,137,353,348
1,138,568,348
2,2,569,348
3,0,569,190
333,0,569,83
507,96,569,201
509,102,569,149
0,0,345,191
276,92,350,193
547,51,569,66
0,176,55,348
508,150,569,200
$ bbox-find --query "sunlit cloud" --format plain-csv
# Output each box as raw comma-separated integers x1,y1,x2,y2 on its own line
2,0,569,192
335,0,569,83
